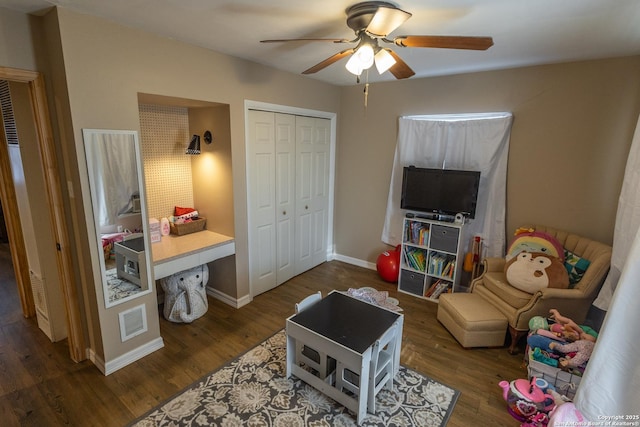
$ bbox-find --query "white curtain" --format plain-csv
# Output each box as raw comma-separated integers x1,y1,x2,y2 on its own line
575,226,640,420
381,113,513,257
87,133,139,228
593,115,640,310
575,114,640,420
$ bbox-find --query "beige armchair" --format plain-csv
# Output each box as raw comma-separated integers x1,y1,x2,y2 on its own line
470,225,612,354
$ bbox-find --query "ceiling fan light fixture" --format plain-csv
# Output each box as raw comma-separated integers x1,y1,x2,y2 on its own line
374,48,396,74
345,54,364,75
345,44,375,76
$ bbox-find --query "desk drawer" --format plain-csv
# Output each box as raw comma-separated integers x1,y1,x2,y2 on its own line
430,225,459,253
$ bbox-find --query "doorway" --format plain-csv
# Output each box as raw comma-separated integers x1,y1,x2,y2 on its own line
0,66,85,362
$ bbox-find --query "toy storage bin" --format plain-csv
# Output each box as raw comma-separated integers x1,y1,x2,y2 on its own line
527,354,582,399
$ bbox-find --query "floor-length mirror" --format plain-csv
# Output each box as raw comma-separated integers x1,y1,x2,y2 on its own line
83,129,152,308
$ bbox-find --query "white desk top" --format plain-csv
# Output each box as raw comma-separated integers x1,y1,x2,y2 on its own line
151,230,234,265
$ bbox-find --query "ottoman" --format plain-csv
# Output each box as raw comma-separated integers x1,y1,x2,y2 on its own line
437,293,508,348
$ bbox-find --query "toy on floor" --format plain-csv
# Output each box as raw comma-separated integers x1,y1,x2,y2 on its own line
376,245,401,283
549,325,595,368
160,264,209,323
546,389,585,427
499,377,555,425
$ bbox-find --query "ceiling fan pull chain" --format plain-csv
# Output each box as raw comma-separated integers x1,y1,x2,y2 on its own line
364,83,369,108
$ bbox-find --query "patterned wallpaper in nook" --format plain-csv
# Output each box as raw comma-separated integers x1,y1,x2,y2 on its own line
139,104,194,221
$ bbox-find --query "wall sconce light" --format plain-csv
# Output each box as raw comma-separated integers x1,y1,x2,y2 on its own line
186,134,201,155
204,130,213,144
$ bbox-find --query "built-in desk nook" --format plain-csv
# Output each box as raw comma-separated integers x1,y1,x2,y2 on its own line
152,230,235,280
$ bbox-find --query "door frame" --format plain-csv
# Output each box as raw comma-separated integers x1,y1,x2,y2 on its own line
244,100,336,297
0,66,85,362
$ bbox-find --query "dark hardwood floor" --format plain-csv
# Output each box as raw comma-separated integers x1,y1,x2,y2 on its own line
0,245,525,426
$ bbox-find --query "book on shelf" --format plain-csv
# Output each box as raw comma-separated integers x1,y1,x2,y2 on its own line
429,254,455,278
430,282,451,299
424,279,441,298
403,247,426,271
425,279,449,298
405,220,429,245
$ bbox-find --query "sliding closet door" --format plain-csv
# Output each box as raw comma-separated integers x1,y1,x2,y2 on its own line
295,116,330,274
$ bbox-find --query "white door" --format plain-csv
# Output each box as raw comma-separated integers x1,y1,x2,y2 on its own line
247,110,277,296
248,110,330,296
274,113,296,285
295,117,330,274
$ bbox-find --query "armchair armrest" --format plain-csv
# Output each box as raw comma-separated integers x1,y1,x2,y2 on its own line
470,257,505,291
513,287,591,330
538,287,587,300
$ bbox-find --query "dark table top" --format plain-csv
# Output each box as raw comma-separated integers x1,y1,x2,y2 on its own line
116,237,145,252
288,291,401,354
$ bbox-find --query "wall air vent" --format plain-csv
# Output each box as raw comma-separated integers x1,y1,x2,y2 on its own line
118,304,148,342
0,80,18,145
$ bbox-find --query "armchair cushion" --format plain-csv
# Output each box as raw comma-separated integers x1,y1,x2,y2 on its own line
483,271,532,309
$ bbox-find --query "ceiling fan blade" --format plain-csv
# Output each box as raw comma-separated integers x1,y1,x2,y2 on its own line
261,38,350,43
392,35,494,50
366,6,412,37
387,50,415,79
302,48,356,74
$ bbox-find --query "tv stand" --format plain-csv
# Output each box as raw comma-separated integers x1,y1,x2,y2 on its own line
398,217,465,302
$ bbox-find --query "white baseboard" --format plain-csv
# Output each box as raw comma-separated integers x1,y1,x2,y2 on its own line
207,287,253,308
332,253,376,271
205,255,372,310
95,337,164,376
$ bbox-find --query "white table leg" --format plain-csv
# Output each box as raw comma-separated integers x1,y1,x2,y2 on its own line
286,329,295,378
356,349,371,425
393,317,404,376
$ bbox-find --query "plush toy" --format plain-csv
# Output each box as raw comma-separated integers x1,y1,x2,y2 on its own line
160,264,209,323
529,316,549,331
505,252,570,293
507,229,565,262
549,325,595,369
549,309,598,341
546,389,585,427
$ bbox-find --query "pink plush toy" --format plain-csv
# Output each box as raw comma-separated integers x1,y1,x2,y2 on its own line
547,390,585,427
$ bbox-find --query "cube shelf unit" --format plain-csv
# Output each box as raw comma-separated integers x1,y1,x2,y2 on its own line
398,216,465,302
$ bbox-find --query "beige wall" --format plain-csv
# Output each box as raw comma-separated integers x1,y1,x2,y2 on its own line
337,57,640,264
190,105,235,238
0,8,38,71
48,7,341,362
3,4,640,367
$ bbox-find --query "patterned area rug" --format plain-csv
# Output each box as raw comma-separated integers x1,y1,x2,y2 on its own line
131,330,459,426
105,268,141,303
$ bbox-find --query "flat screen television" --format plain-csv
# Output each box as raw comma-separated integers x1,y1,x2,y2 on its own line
400,166,481,219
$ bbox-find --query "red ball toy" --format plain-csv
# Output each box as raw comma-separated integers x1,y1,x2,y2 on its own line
376,245,401,283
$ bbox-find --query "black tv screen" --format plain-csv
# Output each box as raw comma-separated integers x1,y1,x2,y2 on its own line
400,167,481,218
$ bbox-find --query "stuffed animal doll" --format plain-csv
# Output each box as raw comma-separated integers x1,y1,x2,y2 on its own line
507,228,565,262
505,252,569,293
160,264,209,323
549,325,595,369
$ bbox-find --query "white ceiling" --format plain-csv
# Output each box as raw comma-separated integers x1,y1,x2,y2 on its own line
3,0,640,86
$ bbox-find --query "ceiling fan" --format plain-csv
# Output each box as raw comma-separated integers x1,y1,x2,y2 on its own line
261,1,493,80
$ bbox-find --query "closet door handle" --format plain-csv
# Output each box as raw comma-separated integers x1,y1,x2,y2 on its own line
305,205,309,210
282,210,286,215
